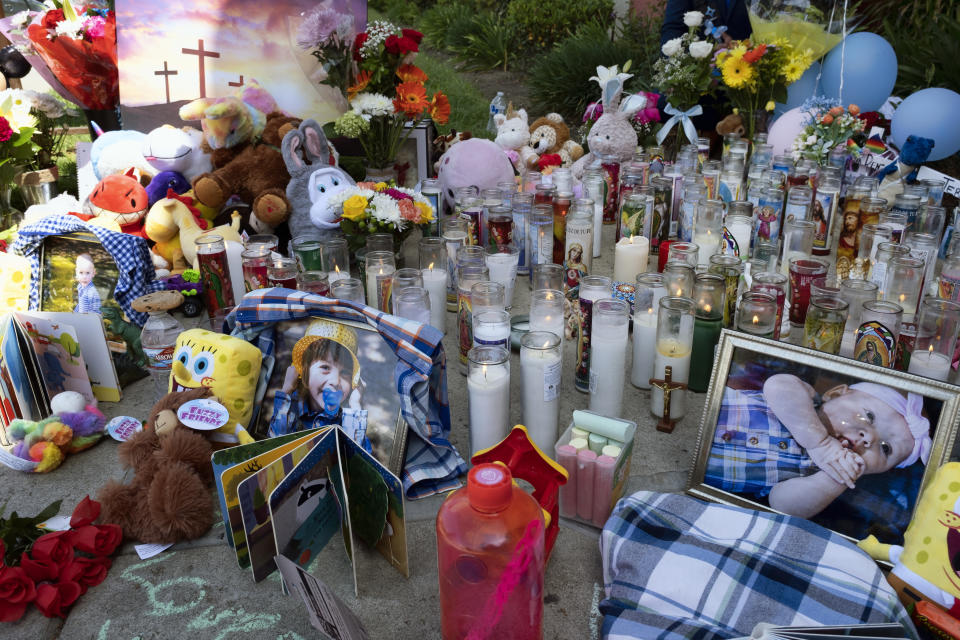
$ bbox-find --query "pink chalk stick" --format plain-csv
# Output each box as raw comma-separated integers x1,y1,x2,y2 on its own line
592,455,617,527
576,449,597,521
557,444,579,518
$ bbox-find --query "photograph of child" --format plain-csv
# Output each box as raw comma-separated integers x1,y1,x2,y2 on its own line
74,254,101,314
703,350,939,542
41,233,121,325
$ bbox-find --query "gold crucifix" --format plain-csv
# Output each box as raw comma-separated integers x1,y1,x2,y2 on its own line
650,365,687,433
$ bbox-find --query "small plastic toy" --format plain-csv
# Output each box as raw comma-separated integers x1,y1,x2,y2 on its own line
160,269,205,317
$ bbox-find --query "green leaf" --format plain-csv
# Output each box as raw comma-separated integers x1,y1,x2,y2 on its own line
34,500,62,524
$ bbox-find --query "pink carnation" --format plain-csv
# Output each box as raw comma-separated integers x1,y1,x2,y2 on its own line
0,117,13,143
397,199,419,222
385,188,411,201
82,16,105,38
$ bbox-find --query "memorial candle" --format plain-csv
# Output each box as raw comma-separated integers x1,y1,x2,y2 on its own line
241,245,270,292
321,238,350,283
908,298,960,381
420,238,448,333
708,254,743,329
457,265,489,368
613,235,649,283
442,218,469,310
521,331,562,452
631,273,667,389
466,346,511,455
589,300,630,418
693,199,723,266
688,274,724,393
575,276,613,393
651,297,695,419
737,292,777,338
485,246,520,310
529,289,564,345
196,235,235,317
751,272,788,339
365,250,396,312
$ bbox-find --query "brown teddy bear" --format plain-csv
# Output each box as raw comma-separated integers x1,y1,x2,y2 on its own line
191,112,302,229
526,113,584,170
715,112,746,138
97,388,216,544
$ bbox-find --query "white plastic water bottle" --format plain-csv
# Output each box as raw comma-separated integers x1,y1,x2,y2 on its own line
141,310,184,400
487,91,506,133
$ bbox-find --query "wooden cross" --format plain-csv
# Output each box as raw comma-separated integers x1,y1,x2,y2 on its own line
181,39,220,98
650,365,688,433
154,61,178,104
228,75,244,88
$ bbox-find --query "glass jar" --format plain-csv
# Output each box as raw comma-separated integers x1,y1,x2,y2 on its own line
812,174,840,256
857,223,893,272
329,277,365,304
702,160,721,199
195,235,235,317
651,296,696,419
878,209,907,243
650,176,673,253
708,254,743,328
724,213,753,261
854,300,903,367
668,242,699,269
598,153,621,224
296,270,330,296
619,191,651,242
520,331,562,452
737,291,777,338
526,205,553,283
486,205,513,253
788,257,828,326
688,274,725,393
870,242,911,293
780,219,816,276
531,263,564,292
663,261,696,298
241,245,270,292
588,299,631,418
632,273,667,389
882,256,924,320
804,296,849,354
914,204,947,237
395,287,432,325
466,345,511,453
512,192,533,275
838,278,879,333
679,182,705,242
267,257,298,288
904,231,940,291
694,199,724,266
458,196,484,246
321,237,350,282
909,298,960,381
552,190,572,264
754,184,784,245
365,250,396,312
470,281,505,315
892,193,922,230
291,238,322,272
784,185,813,222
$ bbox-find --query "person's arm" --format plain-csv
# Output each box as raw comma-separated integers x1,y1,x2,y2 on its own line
768,471,847,518
763,374,864,489
661,0,695,45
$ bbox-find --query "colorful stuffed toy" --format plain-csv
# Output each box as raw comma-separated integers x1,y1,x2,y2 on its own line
98,387,215,543
4,391,106,472
144,171,191,208
170,328,261,446
493,105,534,175
90,129,155,181
572,66,643,180
526,113,583,171
142,124,213,182
144,192,240,272
83,168,150,237
876,135,935,202
436,137,516,214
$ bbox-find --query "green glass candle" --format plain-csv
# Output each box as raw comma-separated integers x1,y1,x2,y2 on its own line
708,254,742,329
688,273,725,393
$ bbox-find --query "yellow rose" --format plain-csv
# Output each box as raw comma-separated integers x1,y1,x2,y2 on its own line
341,195,369,221
415,201,435,223
374,182,388,191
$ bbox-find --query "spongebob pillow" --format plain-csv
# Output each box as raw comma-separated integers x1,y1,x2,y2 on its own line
170,328,261,445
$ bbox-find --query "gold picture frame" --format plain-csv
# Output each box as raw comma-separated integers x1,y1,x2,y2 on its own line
687,330,960,544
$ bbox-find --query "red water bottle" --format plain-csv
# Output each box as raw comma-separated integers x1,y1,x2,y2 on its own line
436,464,545,640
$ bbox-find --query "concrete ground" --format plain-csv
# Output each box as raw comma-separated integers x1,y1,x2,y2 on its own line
3,224,709,639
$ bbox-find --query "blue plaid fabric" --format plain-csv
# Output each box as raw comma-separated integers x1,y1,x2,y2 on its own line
705,387,817,497
600,491,917,640
75,282,101,313
232,288,467,499
13,215,162,326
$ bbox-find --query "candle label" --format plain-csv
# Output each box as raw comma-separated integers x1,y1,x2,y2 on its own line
812,191,835,251
702,173,717,200
527,221,553,270
543,358,561,402
939,272,960,302
460,209,482,246
488,214,513,253
754,197,783,245
242,264,268,292
422,191,440,237
197,249,235,314
869,260,887,291
375,274,393,313
575,297,595,392
854,321,896,367
678,199,696,242
651,188,670,254
564,225,592,293
894,322,917,371
457,292,473,364
600,161,620,224
669,175,684,237
717,178,739,203
720,226,740,259
618,198,648,242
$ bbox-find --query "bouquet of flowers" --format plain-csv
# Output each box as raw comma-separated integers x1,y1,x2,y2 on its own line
791,98,865,166
330,180,436,252
7,0,117,111
582,90,662,148
653,11,715,147
296,6,356,102
716,39,815,140
350,20,422,97
0,496,120,622
0,93,37,191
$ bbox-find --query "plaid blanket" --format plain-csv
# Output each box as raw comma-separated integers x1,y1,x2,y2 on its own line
600,492,916,640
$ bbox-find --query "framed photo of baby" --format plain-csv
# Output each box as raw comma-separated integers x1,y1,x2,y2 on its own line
687,331,960,545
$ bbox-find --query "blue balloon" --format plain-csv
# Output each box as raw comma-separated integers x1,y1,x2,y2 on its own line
820,32,897,112
775,61,821,118
892,88,960,161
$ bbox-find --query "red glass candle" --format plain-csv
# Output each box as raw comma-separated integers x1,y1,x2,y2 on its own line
552,192,571,264
788,258,827,326
195,235,235,317
241,245,270,292
600,155,621,224
268,257,298,289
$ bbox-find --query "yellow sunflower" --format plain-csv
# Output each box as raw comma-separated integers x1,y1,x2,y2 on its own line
721,56,756,89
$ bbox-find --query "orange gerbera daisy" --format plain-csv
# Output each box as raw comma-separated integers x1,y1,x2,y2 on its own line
396,64,428,85
429,92,451,125
742,43,767,64
347,70,371,100
394,82,429,116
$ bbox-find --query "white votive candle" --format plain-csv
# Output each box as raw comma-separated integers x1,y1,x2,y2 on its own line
693,228,719,267
613,236,649,283
466,347,511,455
485,249,519,309
588,299,630,418
908,347,952,381
520,331,562,452
421,267,447,333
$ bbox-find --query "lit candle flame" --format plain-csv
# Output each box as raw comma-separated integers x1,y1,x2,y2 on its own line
704,304,712,313
428,262,434,270
647,307,654,315
675,288,683,296
334,265,340,274
482,364,487,378
929,344,935,354
899,293,906,303
752,315,759,324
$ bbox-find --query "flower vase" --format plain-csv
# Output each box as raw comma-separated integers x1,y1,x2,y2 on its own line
364,165,399,183
0,184,22,229
17,166,60,207
747,110,770,144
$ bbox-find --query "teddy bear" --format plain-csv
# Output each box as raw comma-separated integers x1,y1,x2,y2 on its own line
493,105,535,175
715,113,745,138
526,113,584,171
97,387,215,543
5,391,106,473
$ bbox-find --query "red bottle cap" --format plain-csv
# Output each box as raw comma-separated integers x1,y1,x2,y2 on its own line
467,463,512,513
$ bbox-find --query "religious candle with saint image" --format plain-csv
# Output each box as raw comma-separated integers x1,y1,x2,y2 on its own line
575,276,612,393
196,235,234,317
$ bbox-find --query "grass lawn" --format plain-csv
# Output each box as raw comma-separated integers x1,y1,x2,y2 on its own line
418,51,491,138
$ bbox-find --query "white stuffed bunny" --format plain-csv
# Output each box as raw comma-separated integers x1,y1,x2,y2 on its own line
282,119,355,243
493,104,535,174
571,65,645,180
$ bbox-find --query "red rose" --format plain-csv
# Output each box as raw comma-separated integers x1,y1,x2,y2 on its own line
398,36,419,54
0,566,36,622
21,553,60,582
35,581,82,618
27,530,74,575
353,32,368,61
40,9,65,29
384,34,403,55
60,557,111,594
402,28,423,44
70,524,122,556
70,496,101,528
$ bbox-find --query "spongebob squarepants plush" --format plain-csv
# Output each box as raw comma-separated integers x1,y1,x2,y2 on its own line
170,328,260,445
859,461,960,618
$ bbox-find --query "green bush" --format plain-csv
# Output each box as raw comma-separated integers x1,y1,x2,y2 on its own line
420,3,473,46
446,12,516,71
368,0,421,25
506,0,614,52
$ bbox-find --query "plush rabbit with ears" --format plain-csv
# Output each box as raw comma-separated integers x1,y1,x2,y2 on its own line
571,65,645,180
283,119,355,242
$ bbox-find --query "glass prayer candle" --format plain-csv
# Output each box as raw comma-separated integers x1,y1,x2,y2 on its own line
668,242,699,270
329,277,365,304
442,218,469,310
364,250,395,312
458,196,484,246
618,165,643,222
453,186,479,219
855,196,887,255
420,236,447,320
470,281,505,316
588,299,630,419
532,263,564,292
753,184,784,246
780,219,816,276
784,184,813,223
612,235,650,284
788,257,827,327
581,170,605,258
466,345,511,455
871,242,910,293
551,191,572,265
394,287,431,325
940,253,960,303
458,265,490,368
529,289,564,346
753,241,779,273
708,254,742,329
838,278,878,333
810,281,841,300
914,204,946,238
480,188,503,249
879,209,907,243
321,238,350,283
486,205,513,254
854,300,903,367
905,183,929,201
892,193,922,231
599,153,621,224
512,192,533,275
420,178,442,236
694,199,724,267
718,169,743,203
665,167,685,237
904,231,940,289
750,271,788,339
527,206,553,284
737,292,777,338
391,268,423,314
291,238,322,272
575,275,613,393
296,270,329,296
651,296,695,419
803,296,849,354
195,235,235,317
366,233,394,253
921,179,946,206
618,191,651,242
552,167,573,194
857,224,894,275
662,261,695,298
241,245,270,292
724,214,753,261
688,274,724,393
883,256,924,321
564,207,593,293
679,182,705,243
696,136,710,166
246,234,278,253
812,174,840,256
472,309,511,350
908,298,960,381
534,182,555,208
702,160,721,199
771,154,792,177
650,176,672,253
521,331,561,452
485,246,520,310
727,200,753,219
632,273,667,389
522,171,541,194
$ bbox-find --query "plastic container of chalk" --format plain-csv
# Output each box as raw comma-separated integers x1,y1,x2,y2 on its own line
553,410,636,528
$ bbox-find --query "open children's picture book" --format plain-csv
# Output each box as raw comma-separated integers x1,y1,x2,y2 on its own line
739,622,909,640
213,426,408,595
